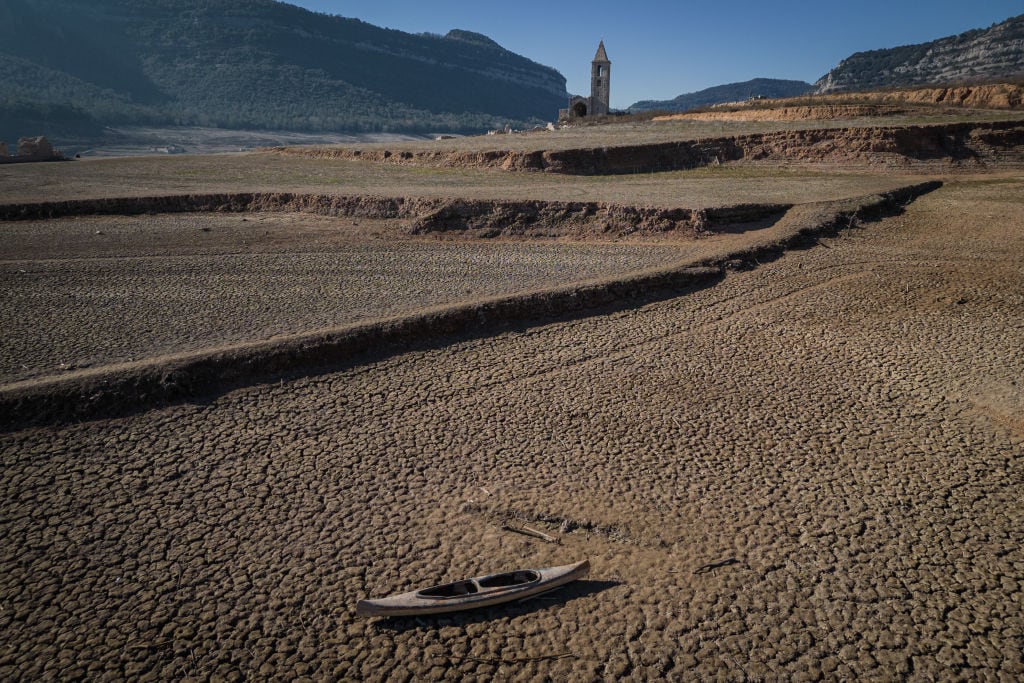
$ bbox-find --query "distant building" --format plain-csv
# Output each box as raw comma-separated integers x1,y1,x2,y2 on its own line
560,42,611,121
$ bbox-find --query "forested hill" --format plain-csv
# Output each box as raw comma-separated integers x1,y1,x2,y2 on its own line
0,0,569,139
629,79,813,113
816,14,1024,93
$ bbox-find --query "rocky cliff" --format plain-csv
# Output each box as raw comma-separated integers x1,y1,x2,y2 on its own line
817,14,1024,93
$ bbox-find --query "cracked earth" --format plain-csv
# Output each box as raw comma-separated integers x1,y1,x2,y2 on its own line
1,176,1023,680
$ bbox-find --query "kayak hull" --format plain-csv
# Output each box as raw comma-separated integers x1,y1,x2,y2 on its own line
356,559,589,617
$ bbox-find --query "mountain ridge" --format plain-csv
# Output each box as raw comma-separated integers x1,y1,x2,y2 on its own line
0,0,568,139
816,14,1024,93
629,78,813,113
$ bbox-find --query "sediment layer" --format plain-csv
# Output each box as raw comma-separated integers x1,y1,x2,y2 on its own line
0,181,939,428
271,120,1024,174
0,193,788,239
654,105,912,122
679,84,1024,116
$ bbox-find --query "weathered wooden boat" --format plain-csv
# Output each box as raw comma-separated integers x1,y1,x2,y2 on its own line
356,559,589,617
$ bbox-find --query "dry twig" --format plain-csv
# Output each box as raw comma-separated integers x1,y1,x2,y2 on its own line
500,523,560,544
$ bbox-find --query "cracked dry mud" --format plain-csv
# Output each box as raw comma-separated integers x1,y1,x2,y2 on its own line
2,177,1023,680
0,211,703,384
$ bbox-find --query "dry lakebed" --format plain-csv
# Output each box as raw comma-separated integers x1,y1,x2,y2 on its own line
1,115,1023,680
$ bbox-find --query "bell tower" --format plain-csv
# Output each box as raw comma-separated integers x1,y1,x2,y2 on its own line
590,41,610,116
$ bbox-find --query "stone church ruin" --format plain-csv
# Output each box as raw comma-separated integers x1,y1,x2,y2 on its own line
560,42,611,121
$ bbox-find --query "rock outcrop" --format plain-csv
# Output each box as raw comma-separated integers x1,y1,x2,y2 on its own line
887,83,1024,108
0,135,64,163
816,14,1024,93
17,136,55,159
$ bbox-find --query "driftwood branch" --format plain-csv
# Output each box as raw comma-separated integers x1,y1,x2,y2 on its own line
500,523,560,544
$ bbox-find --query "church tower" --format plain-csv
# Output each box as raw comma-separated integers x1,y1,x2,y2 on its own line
590,41,611,116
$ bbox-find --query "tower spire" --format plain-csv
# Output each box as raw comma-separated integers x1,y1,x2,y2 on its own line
590,41,611,116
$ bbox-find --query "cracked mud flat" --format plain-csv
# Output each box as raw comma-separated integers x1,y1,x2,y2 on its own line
1,177,1022,679
0,211,711,384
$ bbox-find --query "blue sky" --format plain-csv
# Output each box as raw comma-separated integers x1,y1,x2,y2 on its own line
288,1,1023,108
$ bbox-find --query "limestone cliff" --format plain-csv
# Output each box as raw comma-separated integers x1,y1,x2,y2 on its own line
816,14,1024,93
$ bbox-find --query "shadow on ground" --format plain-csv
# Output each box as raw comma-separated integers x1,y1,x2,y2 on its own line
370,580,622,633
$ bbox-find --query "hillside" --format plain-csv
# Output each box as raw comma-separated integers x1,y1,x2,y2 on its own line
629,78,813,113
0,0,568,140
816,14,1024,93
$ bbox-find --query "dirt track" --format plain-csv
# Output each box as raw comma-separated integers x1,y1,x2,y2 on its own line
2,176,1022,679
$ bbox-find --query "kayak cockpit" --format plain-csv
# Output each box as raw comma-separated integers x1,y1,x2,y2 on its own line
417,570,541,599
479,570,540,588
418,580,478,598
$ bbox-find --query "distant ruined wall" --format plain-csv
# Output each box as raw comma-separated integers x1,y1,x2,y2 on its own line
0,136,64,164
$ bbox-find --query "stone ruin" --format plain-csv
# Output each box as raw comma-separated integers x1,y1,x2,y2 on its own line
18,136,55,158
0,136,64,163
559,41,611,122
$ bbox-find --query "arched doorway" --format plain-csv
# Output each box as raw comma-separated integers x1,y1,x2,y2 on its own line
573,101,588,118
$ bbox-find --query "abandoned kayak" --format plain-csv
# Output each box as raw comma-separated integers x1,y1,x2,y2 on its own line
356,559,589,617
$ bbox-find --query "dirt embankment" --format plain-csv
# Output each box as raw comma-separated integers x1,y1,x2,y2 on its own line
895,83,1024,108
0,192,789,240
0,181,940,429
656,105,911,122
529,121,1024,173
805,83,1024,110
677,84,1024,119
721,120,1024,167
271,120,1024,174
